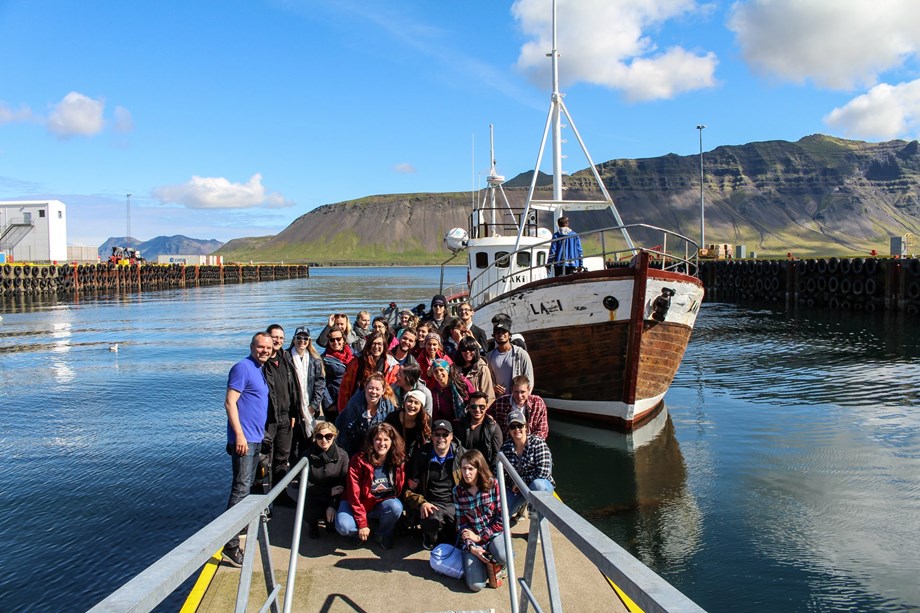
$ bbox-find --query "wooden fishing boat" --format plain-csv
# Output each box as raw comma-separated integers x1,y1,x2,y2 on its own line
442,4,703,430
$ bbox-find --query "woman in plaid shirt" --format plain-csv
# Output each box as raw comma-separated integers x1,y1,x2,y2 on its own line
453,449,508,591
500,410,555,517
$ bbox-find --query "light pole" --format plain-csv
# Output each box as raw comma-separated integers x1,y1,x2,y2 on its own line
696,125,706,252
126,193,132,242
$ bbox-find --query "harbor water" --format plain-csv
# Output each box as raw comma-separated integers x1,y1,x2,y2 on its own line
1,267,918,612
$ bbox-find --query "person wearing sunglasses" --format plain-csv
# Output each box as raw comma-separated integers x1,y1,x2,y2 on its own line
304,422,348,539
321,328,355,424
455,391,502,467
454,337,495,407
499,410,554,518
419,294,456,336
287,326,326,461
404,419,466,550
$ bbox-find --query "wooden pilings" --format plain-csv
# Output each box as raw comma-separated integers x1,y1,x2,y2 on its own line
0,262,310,298
699,258,920,313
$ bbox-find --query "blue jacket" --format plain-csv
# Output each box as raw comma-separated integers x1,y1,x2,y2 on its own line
548,227,583,268
335,392,397,456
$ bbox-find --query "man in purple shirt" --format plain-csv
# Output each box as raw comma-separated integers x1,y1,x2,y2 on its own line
222,332,272,567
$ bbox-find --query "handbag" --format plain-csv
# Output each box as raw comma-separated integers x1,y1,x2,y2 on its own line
429,543,464,579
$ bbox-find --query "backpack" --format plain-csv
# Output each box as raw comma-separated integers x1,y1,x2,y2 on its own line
429,543,464,579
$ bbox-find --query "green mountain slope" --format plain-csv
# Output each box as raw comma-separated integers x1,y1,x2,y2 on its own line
217,135,920,263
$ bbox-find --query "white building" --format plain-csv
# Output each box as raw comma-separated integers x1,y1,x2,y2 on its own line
0,200,68,263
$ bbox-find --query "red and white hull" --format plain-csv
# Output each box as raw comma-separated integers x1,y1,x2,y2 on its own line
473,253,703,430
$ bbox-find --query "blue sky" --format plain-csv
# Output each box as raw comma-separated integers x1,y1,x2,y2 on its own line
2,0,919,247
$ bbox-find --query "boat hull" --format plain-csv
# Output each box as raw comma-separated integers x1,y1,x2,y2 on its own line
473,255,703,430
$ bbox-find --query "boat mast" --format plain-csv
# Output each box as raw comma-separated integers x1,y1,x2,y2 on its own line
514,0,635,252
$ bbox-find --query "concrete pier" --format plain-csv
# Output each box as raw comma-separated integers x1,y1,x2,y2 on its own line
195,506,629,613
698,257,920,312
0,262,309,299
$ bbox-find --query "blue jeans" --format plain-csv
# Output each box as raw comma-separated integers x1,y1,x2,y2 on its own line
463,536,508,592
507,478,554,517
336,498,403,538
225,441,262,550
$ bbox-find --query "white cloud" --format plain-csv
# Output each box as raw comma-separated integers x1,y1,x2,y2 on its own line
151,173,293,209
393,163,416,174
729,0,920,90
46,92,105,138
0,102,34,124
824,80,920,139
512,0,717,101
113,106,134,133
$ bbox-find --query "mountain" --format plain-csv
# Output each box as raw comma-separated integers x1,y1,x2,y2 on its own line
99,235,224,260
216,135,920,263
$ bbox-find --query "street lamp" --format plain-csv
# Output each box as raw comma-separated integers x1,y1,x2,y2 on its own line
696,125,706,252
126,193,132,242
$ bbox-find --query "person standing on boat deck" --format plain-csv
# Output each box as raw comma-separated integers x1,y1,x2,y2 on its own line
287,326,325,463
336,423,406,549
263,324,301,499
490,375,548,441
222,332,272,567
485,314,534,398
547,216,583,276
303,421,349,539
456,391,503,467
456,301,489,353
420,294,455,335
500,410,554,518
316,313,358,349
405,419,465,550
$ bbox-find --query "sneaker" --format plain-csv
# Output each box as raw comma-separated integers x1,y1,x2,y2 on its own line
222,546,244,568
374,534,394,550
422,533,436,551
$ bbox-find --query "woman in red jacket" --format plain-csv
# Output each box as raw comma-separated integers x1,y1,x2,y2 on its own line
335,422,406,549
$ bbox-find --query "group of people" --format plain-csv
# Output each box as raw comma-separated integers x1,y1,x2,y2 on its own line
222,297,556,592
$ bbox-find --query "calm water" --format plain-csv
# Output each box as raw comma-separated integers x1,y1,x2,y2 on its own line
1,268,918,612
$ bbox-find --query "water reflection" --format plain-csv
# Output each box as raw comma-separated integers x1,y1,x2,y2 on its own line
549,405,701,570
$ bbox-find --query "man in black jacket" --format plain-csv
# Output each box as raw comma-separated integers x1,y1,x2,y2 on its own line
263,324,302,495
405,420,465,549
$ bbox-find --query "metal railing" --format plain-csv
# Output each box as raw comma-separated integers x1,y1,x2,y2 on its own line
90,456,311,613
470,223,700,308
495,452,706,613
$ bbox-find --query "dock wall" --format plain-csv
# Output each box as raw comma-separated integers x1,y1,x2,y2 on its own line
0,263,310,298
699,257,920,313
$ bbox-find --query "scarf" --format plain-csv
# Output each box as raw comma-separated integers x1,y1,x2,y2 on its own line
324,344,354,365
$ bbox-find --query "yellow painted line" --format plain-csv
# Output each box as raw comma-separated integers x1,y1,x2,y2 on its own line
550,491,642,611
179,550,222,613
606,575,644,613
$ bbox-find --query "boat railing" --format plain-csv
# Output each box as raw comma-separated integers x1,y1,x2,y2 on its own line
469,206,542,239
495,451,706,613
470,223,699,307
89,455,312,613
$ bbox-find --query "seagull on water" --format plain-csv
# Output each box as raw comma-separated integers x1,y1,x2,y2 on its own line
109,343,119,352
